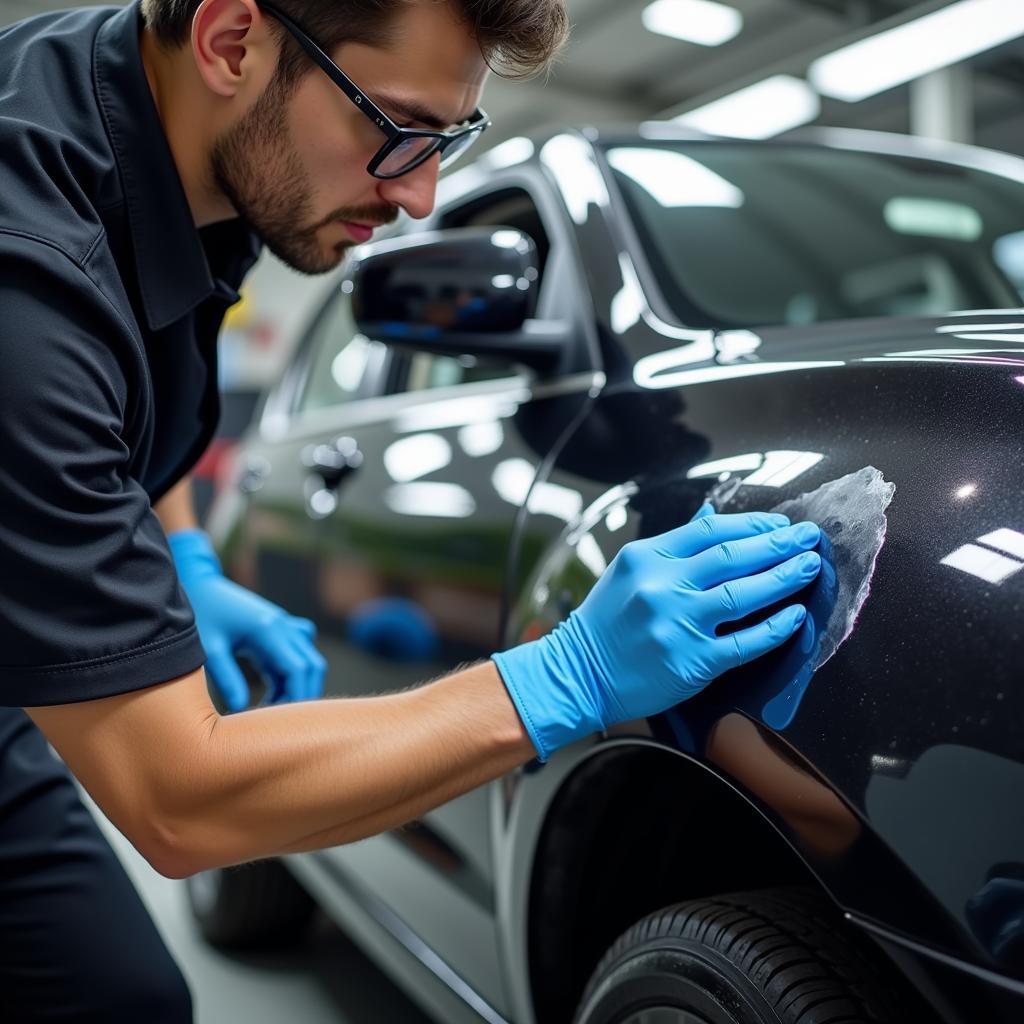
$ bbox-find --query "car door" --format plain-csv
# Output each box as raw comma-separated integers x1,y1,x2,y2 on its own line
277,184,598,1016
209,279,393,700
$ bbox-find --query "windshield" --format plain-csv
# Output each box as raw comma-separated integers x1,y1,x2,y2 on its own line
604,141,1024,329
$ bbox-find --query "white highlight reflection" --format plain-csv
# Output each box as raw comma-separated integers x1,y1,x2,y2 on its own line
936,323,1024,333
576,533,608,578
331,335,372,392
943,333,1024,343
605,505,629,532
633,336,718,388
458,421,504,457
688,450,824,489
607,148,744,208
492,459,583,521
688,454,762,478
675,75,820,140
636,359,843,390
395,392,525,433
744,451,825,488
540,135,610,225
385,482,476,518
715,329,762,362
611,253,647,335
483,136,534,170
941,544,1024,585
978,528,1024,560
383,434,452,483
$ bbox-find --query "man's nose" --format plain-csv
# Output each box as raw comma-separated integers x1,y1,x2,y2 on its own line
377,152,441,221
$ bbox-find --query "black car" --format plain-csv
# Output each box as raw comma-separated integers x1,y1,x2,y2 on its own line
190,126,1024,1024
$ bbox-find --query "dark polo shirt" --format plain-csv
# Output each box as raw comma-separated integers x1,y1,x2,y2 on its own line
0,2,262,705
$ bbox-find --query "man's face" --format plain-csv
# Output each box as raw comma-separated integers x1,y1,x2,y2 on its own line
211,1,490,275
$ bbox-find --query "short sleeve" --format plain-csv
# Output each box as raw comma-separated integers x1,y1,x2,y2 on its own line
0,240,206,706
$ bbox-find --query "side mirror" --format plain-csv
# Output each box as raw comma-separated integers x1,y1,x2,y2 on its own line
349,228,566,371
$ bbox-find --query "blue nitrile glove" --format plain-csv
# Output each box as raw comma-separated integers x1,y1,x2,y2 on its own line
168,529,327,712
491,505,821,761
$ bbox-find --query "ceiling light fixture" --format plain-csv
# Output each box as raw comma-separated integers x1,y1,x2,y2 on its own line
642,0,743,47
809,0,1024,103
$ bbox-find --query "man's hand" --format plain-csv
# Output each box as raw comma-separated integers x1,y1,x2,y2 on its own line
168,529,326,711
491,509,822,761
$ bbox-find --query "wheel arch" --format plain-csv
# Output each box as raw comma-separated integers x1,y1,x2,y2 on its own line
523,741,823,1024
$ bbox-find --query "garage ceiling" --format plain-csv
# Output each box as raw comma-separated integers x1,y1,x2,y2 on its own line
4,0,1023,158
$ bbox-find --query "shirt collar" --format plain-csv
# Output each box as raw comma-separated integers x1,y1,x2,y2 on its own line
94,2,259,331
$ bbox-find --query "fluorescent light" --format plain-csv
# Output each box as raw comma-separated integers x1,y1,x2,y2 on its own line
809,0,1024,103
674,75,820,139
643,0,742,47
606,148,744,208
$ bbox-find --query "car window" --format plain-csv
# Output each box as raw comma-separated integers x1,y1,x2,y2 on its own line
605,142,1024,328
390,187,550,395
403,351,516,393
293,289,383,415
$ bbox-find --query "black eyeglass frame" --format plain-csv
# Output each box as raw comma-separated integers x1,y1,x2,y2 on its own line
257,1,491,180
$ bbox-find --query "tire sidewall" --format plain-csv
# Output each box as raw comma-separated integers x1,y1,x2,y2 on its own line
575,936,784,1024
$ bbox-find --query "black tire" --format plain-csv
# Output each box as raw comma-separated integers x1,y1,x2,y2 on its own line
574,887,920,1024
185,859,315,950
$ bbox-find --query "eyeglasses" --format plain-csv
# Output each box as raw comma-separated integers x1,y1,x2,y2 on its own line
256,2,491,180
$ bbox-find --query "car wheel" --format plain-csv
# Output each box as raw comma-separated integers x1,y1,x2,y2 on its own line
574,887,913,1024
185,860,315,950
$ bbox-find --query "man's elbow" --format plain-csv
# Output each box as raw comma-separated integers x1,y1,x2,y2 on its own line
131,813,208,879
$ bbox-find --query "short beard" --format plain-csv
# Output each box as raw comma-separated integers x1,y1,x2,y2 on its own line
210,73,398,275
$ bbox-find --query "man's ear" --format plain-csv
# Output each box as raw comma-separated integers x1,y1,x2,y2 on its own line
191,0,274,99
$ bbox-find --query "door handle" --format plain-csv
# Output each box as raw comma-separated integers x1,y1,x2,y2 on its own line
302,436,364,492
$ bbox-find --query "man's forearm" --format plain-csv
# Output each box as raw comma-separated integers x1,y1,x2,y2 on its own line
155,659,534,875
153,475,198,535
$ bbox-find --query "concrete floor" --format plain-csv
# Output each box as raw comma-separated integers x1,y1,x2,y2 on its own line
84,793,433,1024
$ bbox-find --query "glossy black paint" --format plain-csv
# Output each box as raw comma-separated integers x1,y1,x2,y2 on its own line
211,127,1024,1024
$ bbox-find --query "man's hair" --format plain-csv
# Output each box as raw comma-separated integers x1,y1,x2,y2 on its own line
141,0,569,84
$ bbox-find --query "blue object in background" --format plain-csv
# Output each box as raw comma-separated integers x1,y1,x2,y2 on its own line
347,597,442,662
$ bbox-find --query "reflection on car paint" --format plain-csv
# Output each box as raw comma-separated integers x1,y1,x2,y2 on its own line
866,744,1024,972
942,528,1024,585
688,449,825,489
706,713,862,860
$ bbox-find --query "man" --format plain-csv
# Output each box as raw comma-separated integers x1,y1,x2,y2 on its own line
0,0,823,1019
